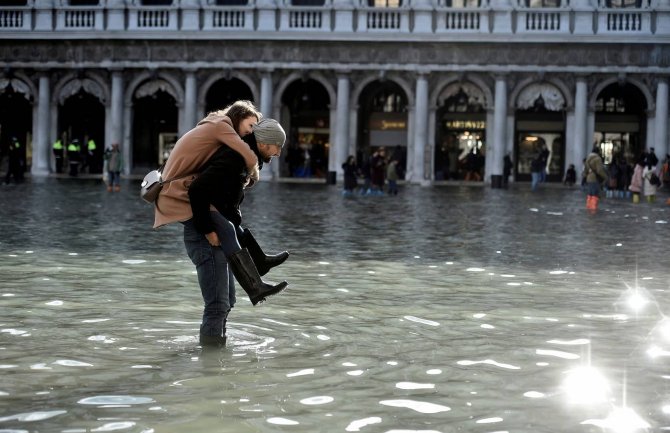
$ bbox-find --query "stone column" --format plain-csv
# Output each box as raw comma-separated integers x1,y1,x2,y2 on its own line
260,71,273,117
182,70,197,136
412,72,429,184
32,73,50,175
260,71,276,180
109,70,124,147
490,74,507,187
331,73,351,184
655,78,669,161
573,76,588,171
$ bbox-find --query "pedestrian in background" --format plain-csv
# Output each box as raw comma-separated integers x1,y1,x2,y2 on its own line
628,156,645,204
642,163,659,203
104,143,123,192
4,137,24,184
563,163,576,187
67,139,81,177
530,152,543,192
341,155,359,196
386,158,399,195
52,135,64,174
503,153,513,188
583,146,608,212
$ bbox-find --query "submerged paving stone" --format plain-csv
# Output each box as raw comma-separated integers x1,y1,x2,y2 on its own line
0,178,669,432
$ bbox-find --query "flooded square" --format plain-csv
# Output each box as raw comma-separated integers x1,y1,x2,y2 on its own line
1,179,669,433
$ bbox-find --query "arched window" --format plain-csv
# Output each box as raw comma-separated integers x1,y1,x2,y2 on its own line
292,0,326,5
367,0,403,7
604,0,642,7
140,0,172,5
523,0,561,7
214,0,249,4
446,0,482,7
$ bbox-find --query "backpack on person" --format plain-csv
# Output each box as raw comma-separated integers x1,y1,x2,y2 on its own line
649,172,661,187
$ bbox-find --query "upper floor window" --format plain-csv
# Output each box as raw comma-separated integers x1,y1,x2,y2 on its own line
291,0,326,5
69,0,99,5
0,0,28,5
140,0,172,5
367,0,403,7
446,0,481,7
604,0,642,7
522,0,561,7
214,0,249,4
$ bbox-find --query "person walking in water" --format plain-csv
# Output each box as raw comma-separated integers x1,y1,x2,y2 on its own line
583,146,608,212
153,101,287,347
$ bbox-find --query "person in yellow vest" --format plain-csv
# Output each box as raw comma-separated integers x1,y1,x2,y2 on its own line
82,136,97,173
67,139,81,177
52,137,64,173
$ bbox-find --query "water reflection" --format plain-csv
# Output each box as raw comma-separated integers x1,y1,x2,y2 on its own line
1,179,670,432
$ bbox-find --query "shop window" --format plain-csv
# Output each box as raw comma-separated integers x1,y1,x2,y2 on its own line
69,0,99,5
371,92,405,113
292,0,325,5
523,0,561,7
140,0,172,5
446,0,481,7
367,0,403,7
604,0,642,7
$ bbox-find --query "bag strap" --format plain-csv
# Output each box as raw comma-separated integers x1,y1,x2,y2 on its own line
161,172,193,185
157,162,195,185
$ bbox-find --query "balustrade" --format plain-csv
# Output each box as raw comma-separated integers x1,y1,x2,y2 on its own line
0,2,662,37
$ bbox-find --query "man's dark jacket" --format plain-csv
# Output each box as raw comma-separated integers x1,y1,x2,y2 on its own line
188,134,262,234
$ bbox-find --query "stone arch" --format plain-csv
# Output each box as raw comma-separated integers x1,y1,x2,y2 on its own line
274,71,336,110
52,71,109,106
124,70,183,107
350,72,415,108
511,78,569,112
198,71,260,108
430,74,493,110
0,73,36,102
589,76,653,111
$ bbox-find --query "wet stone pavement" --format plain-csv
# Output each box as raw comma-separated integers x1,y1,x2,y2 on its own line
0,177,669,433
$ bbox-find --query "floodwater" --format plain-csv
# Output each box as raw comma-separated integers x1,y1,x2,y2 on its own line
1,178,669,433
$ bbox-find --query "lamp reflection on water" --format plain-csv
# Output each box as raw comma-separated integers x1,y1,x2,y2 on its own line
562,366,610,405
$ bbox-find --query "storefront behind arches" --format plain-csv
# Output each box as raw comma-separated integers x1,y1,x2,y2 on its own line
204,77,255,115
0,77,33,170
356,79,409,179
514,82,567,182
592,81,648,165
279,78,331,178
434,82,487,181
56,76,106,173
131,78,179,172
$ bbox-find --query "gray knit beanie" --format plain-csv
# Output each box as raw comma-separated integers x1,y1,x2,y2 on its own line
253,118,286,147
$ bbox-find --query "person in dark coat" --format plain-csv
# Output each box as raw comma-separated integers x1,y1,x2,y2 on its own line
341,155,359,195
187,118,290,346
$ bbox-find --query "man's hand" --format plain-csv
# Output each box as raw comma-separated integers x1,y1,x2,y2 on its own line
245,164,260,189
205,231,220,247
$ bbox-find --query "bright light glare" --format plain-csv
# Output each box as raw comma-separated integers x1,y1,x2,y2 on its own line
581,406,650,433
562,366,610,405
626,291,649,312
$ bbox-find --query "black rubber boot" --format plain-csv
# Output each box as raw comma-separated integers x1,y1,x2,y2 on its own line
228,248,288,306
199,334,227,347
241,228,289,276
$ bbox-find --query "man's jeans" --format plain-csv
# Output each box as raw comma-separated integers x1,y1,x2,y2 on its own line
183,217,236,337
